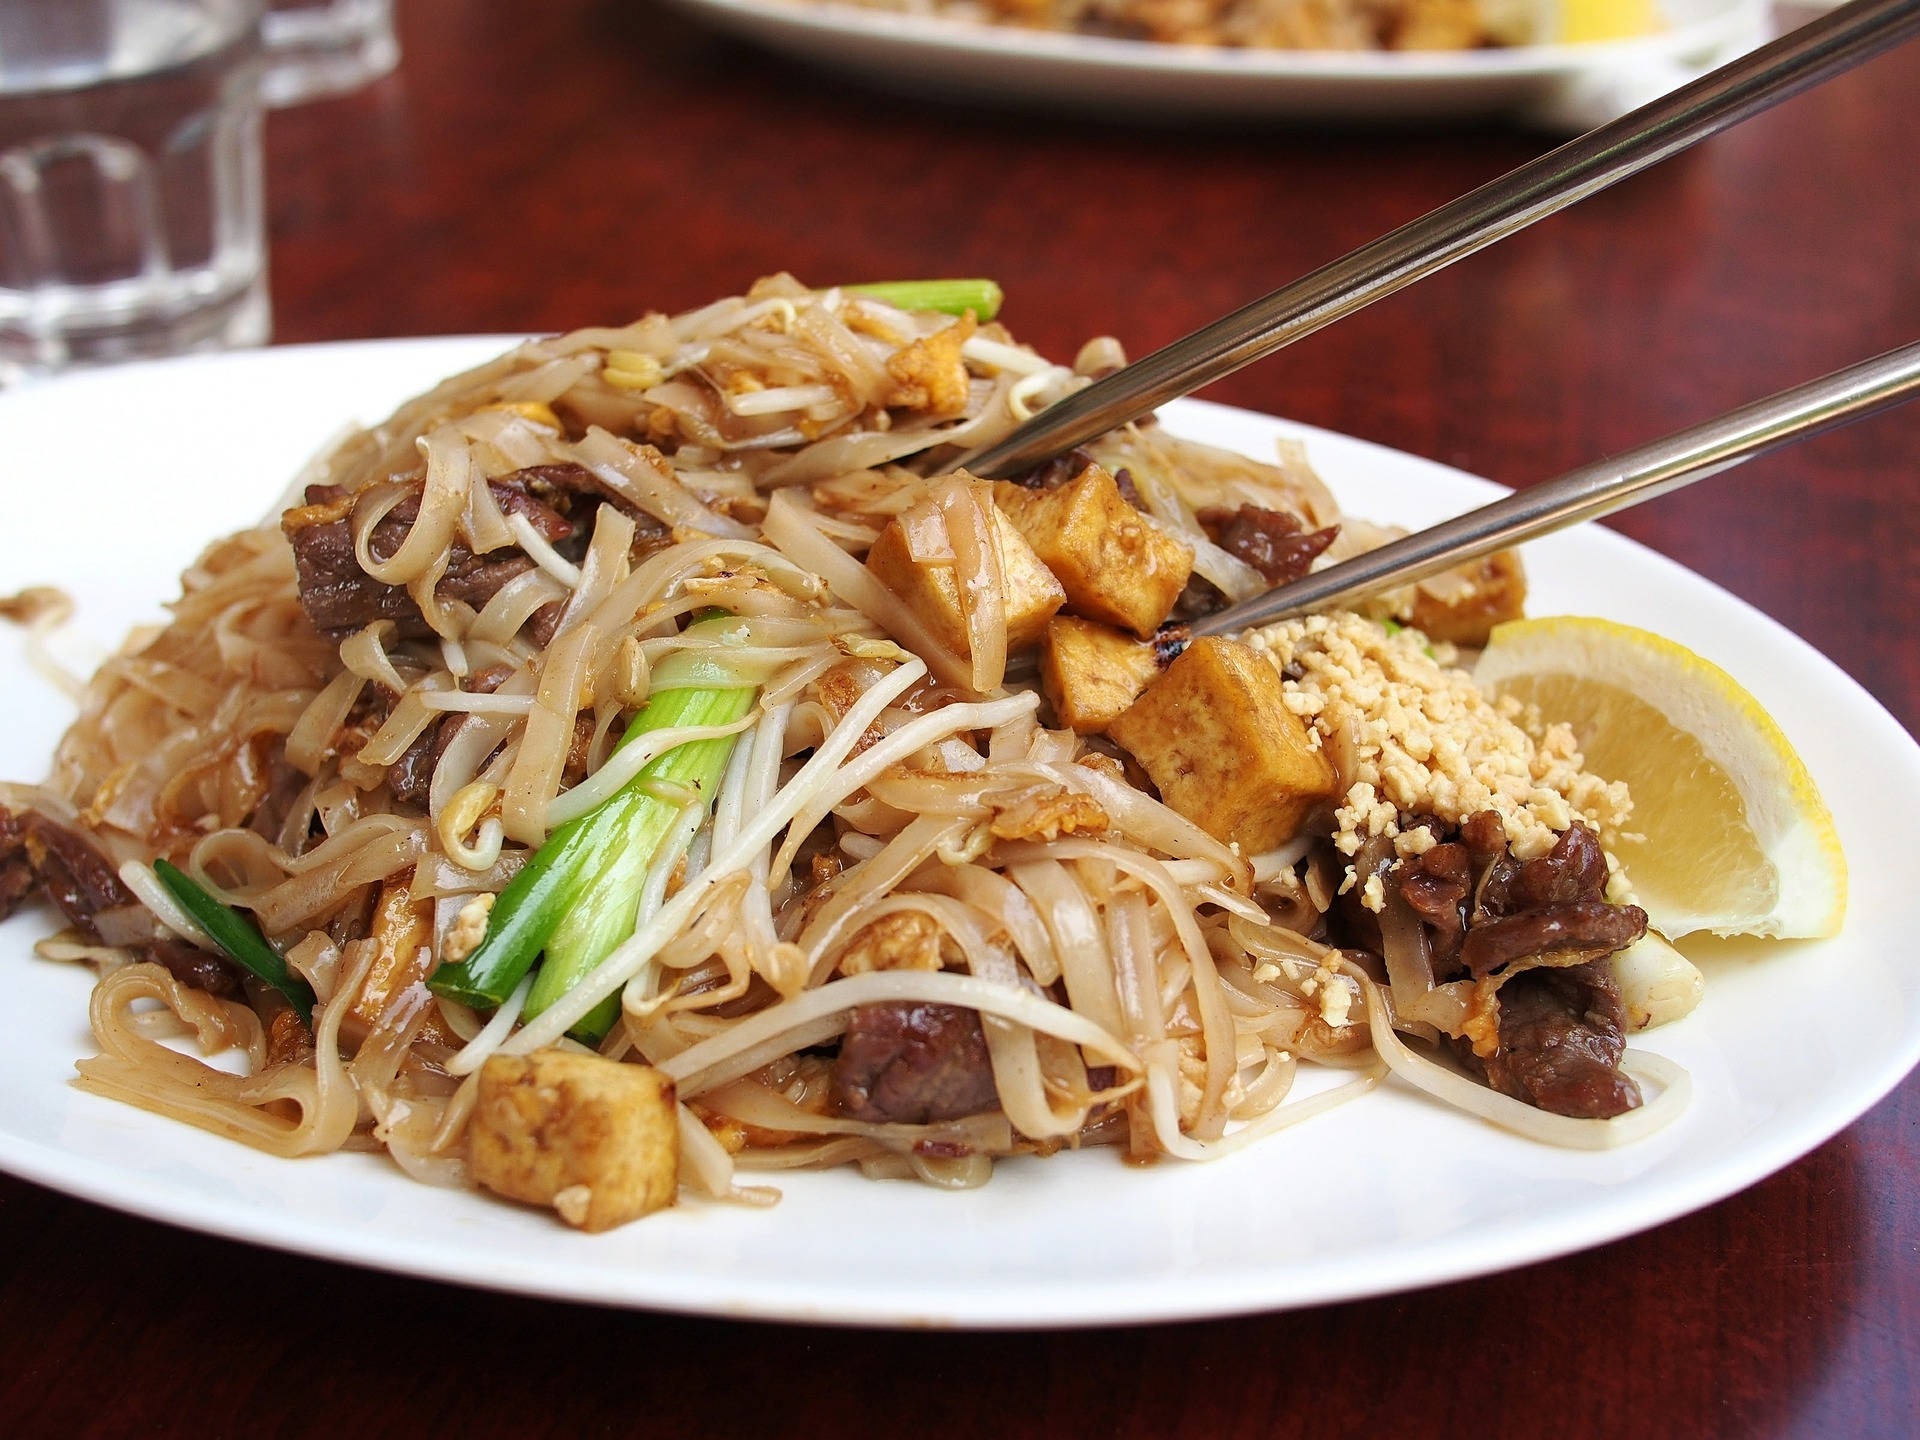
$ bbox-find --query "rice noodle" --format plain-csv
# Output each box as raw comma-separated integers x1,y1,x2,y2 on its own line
1351,963,1688,1148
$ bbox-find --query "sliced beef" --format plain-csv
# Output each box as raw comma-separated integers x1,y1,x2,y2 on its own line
1400,841,1471,969
1006,448,1099,492
1167,573,1226,625
1448,818,1645,979
284,477,574,638
523,464,675,560
1381,811,1649,1119
248,752,313,847
18,809,136,936
387,725,443,810
385,663,599,812
835,1001,1000,1125
283,494,420,636
2,805,254,1002
1472,961,1642,1119
1399,815,1640,981
143,938,245,1000
1197,504,1340,587
1510,821,1610,910
1458,901,1647,979
286,464,674,641
0,806,33,921
387,663,516,809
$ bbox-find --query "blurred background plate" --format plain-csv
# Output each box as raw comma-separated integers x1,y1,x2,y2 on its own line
655,0,1772,126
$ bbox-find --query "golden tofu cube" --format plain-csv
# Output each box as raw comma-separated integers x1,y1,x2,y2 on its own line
1108,637,1337,852
1400,548,1527,647
470,1050,678,1232
1040,615,1162,733
992,466,1193,639
865,495,1064,658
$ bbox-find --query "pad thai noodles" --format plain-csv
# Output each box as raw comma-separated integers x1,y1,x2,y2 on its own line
2,275,1707,1231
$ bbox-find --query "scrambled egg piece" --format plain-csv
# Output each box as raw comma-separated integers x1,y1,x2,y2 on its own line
885,316,977,415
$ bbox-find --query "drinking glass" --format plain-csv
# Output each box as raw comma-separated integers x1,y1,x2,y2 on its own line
260,0,396,105
0,0,270,384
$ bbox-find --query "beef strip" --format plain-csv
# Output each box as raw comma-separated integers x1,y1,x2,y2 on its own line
1399,841,1472,970
0,806,33,921
1509,821,1611,910
388,663,516,809
387,662,600,811
2,806,252,1001
1472,960,1642,1119
1458,901,1648,979
287,463,679,641
1005,448,1099,492
1447,818,1646,978
1166,574,1226,625
142,938,245,1000
19,809,137,936
387,726,442,811
835,1001,1000,1124
1162,507,1341,623
1387,811,1649,1119
248,752,313,847
284,475,576,638
1197,505,1340,587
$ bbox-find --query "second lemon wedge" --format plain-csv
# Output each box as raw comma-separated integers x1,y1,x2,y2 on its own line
1556,1,1660,44
1474,616,1846,940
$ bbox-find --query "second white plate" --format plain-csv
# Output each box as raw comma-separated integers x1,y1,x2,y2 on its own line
658,0,1772,127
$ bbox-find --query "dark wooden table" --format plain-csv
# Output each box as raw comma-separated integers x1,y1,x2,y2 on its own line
4,2,1915,1434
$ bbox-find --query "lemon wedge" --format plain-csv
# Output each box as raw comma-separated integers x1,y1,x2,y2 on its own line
1474,616,1846,940
1555,0,1659,44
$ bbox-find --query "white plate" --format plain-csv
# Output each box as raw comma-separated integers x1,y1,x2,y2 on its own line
1,338,1916,1329
660,0,1771,127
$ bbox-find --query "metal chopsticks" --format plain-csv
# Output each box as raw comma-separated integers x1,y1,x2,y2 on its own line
952,0,1920,481
1186,340,1920,638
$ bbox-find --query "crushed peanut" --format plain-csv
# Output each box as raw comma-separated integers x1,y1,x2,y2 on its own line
1244,613,1630,863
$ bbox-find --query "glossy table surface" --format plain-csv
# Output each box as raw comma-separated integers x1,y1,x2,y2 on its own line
2,2,1914,1434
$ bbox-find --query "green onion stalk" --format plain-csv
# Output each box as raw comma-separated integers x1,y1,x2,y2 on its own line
427,614,775,1043
839,279,1002,321
151,860,317,1026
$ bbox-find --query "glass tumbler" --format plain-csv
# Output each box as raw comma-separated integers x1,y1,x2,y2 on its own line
260,0,396,105
0,0,270,384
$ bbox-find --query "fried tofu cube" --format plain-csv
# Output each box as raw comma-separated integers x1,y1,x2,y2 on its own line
1400,548,1527,647
1040,615,1162,733
865,497,1064,659
470,1051,678,1232
992,466,1193,639
1107,637,1337,852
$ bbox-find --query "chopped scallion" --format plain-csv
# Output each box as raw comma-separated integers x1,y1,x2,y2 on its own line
841,279,1003,321
151,860,316,1026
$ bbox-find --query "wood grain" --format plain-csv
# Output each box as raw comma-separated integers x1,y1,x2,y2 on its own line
2,2,1914,1433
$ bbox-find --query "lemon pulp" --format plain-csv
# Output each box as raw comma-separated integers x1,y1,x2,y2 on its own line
1476,617,1845,940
